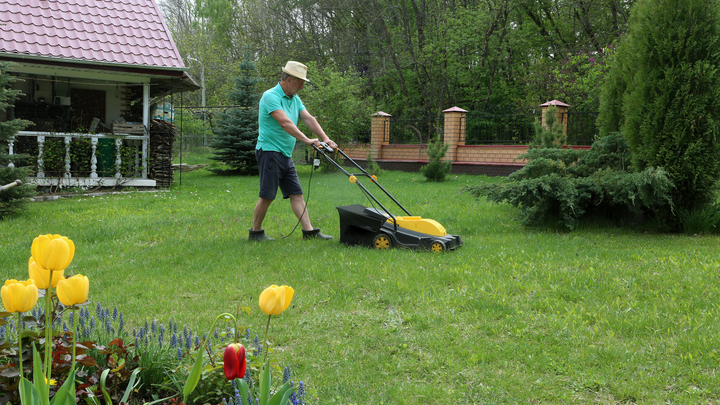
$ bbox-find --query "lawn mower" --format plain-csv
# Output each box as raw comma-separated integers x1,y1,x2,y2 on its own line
312,143,462,252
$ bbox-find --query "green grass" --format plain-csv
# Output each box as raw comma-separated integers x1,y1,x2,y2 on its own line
2,165,720,404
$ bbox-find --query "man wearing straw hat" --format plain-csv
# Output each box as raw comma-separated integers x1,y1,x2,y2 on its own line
249,61,338,242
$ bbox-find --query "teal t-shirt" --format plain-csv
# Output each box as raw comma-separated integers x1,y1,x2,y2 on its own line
257,83,306,157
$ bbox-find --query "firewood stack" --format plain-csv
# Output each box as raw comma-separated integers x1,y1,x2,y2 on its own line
149,119,175,188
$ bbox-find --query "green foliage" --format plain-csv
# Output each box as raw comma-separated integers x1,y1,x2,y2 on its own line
530,106,565,149
598,0,720,217
365,153,383,176
677,203,720,235
547,47,616,111
420,134,451,182
209,55,262,175
297,62,374,144
0,62,34,218
467,133,675,229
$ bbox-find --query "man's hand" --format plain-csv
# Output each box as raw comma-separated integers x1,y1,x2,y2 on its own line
325,139,338,150
304,138,320,147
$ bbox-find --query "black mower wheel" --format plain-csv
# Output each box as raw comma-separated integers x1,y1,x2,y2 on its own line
430,241,445,252
373,233,393,250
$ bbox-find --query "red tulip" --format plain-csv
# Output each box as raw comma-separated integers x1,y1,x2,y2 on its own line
223,343,246,380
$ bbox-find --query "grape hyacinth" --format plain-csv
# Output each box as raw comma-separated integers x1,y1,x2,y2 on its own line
283,366,291,384
113,306,119,320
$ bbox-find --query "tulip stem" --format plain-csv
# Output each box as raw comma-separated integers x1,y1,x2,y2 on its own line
261,314,271,366
17,312,23,377
44,272,53,383
71,307,77,371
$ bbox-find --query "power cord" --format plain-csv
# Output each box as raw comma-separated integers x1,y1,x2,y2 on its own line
280,153,319,239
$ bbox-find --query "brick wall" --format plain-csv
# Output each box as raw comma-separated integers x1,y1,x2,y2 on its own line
456,145,528,164
352,104,584,177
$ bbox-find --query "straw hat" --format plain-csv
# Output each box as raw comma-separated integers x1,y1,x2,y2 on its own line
282,61,310,82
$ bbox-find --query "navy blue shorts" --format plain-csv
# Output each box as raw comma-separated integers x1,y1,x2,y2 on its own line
256,149,303,200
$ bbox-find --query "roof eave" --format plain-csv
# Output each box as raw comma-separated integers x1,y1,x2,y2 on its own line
0,52,188,76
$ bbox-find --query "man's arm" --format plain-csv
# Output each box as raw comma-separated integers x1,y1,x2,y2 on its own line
270,109,319,146
300,109,337,149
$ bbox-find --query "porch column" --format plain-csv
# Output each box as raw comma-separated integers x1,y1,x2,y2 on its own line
142,82,150,179
371,111,391,160
442,107,467,162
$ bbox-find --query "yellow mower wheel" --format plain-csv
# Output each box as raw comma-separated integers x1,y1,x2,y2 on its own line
373,234,392,250
431,241,444,253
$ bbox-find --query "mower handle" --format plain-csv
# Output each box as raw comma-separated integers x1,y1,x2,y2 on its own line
317,141,334,153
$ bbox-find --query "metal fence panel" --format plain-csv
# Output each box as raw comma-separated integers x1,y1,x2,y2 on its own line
388,115,444,144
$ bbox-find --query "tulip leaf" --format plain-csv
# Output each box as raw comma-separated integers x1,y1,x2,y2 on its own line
19,377,38,405
183,313,235,404
99,369,113,405
31,346,49,405
235,378,248,405
182,344,205,403
260,359,270,405
49,367,76,405
267,382,292,405
120,368,142,405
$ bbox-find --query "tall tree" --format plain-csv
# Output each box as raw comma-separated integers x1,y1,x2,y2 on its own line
209,56,262,175
0,62,34,218
598,0,720,215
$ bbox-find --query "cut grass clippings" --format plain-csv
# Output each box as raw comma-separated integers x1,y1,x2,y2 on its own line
1,164,720,404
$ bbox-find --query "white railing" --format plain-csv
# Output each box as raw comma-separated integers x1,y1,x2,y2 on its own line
9,131,156,188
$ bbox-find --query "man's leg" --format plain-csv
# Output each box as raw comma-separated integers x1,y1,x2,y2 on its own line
289,194,313,231
253,197,274,231
290,194,333,240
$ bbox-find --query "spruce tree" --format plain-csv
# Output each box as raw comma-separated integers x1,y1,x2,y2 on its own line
209,56,261,175
598,0,720,214
0,62,34,218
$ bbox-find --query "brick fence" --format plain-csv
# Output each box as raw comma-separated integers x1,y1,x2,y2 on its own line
342,102,581,176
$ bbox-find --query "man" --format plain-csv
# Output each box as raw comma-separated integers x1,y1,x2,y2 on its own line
249,61,338,242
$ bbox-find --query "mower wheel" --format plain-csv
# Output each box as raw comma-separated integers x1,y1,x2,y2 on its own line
430,241,445,252
373,233,393,250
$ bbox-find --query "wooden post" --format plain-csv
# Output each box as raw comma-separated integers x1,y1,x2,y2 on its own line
442,107,467,162
371,111,391,160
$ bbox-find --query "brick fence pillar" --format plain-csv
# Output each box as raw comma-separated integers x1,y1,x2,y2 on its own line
442,107,467,162
371,111,391,160
539,100,570,137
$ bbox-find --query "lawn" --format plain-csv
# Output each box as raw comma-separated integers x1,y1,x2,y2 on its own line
2,163,720,404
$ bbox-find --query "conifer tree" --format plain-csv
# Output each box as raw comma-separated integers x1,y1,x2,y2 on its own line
0,62,34,218
598,0,720,213
421,133,451,182
209,55,261,175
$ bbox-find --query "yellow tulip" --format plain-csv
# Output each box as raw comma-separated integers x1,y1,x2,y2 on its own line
29,257,65,289
56,275,89,306
259,285,294,315
1,279,39,313
31,234,75,272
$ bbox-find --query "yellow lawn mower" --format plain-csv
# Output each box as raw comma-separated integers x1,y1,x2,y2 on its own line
312,143,462,252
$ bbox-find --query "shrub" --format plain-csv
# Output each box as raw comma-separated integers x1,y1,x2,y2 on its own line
598,0,720,217
466,133,675,229
420,134,451,182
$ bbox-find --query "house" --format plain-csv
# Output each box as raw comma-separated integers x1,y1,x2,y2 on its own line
0,0,199,188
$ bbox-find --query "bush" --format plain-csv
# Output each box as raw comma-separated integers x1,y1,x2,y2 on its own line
420,134,451,182
598,0,720,217
466,133,675,229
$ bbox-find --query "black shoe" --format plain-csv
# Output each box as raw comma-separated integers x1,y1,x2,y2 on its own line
302,228,333,240
249,229,275,241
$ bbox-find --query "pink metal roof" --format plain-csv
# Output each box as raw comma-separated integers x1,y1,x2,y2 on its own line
0,0,185,70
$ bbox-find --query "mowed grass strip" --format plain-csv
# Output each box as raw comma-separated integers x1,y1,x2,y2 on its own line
2,165,720,404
